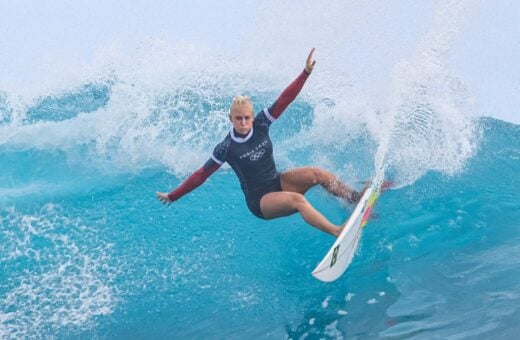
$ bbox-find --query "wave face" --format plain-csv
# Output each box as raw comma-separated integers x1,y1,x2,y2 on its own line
1,0,519,338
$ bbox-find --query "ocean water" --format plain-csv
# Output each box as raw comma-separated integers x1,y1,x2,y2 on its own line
1,1,519,339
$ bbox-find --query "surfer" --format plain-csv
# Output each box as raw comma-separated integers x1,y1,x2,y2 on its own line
157,48,363,237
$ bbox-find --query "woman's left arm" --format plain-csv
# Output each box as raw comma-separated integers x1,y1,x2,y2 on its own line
269,48,316,119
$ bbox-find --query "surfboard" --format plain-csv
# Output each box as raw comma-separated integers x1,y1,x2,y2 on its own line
312,179,383,282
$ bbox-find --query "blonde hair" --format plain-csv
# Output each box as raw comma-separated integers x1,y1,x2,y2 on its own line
230,95,254,114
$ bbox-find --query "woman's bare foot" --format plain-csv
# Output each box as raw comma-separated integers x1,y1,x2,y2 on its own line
333,225,343,237
347,181,371,204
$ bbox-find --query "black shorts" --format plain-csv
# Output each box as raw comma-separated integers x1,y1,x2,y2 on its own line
245,174,283,219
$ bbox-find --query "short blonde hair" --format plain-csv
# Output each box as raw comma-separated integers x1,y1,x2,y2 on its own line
230,95,254,114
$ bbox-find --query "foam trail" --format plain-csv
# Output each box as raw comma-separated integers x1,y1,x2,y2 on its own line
375,0,478,186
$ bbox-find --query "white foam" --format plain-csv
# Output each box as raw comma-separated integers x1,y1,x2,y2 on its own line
324,320,344,339
375,0,478,186
321,295,332,308
0,0,480,182
0,40,285,176
0,204,119,338
345,293,355,302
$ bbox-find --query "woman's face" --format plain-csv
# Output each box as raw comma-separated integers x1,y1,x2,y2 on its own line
230,104,254,135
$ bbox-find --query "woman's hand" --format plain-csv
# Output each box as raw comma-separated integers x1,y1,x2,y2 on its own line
305,48,316,74
156,192,173,205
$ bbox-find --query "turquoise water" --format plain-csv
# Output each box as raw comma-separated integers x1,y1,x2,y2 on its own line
1,77,519,338
1,1,520,337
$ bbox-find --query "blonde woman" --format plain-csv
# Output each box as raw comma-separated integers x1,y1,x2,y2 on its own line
157,49,362,237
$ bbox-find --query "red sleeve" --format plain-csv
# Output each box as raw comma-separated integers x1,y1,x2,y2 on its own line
269,69,310,119
167,159,221,202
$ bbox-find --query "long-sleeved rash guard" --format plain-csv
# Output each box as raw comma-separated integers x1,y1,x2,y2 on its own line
167,69,310,202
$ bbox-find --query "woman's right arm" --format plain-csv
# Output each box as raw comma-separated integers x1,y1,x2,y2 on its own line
156,159,221,204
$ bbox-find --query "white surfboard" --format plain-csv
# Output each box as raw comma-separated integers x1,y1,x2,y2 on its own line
312,180,383,282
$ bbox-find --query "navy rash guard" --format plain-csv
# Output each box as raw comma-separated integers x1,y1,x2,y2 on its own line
211,108,277,199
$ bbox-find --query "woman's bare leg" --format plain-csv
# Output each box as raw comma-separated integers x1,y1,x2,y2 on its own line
260,191,341,237
281,167,359,202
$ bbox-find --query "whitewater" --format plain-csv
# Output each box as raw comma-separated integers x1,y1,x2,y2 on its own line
1,0,519,338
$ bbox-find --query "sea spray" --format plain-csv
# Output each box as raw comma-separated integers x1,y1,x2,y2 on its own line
375,0,478,186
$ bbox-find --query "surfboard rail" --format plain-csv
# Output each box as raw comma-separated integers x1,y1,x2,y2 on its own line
312,180,383,282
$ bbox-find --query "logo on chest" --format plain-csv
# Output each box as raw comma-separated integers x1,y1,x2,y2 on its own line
239,140,268,162
249,149,266,161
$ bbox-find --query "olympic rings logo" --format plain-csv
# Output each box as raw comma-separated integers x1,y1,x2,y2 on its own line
250,149,266,161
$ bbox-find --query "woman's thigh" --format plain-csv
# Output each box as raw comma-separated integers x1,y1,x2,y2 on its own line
260,191,304,219
280,166,330,194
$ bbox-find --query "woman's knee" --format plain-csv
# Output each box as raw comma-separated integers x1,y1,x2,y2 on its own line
260,192,305,219
290,192,309,210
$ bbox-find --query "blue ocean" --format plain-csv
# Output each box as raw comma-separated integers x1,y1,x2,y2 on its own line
1,1,519,339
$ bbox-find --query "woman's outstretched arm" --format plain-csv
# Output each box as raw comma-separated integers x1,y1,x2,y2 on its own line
269,48,316,119
156,159,221,205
